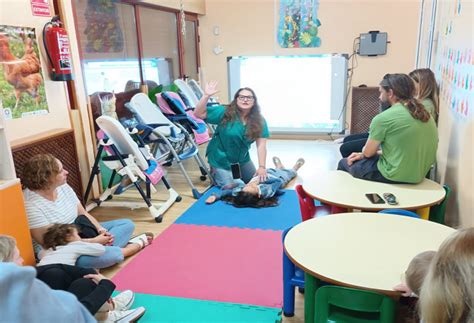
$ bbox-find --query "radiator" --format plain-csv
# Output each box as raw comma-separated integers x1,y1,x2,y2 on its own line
350,86,380,134
12,129,83,199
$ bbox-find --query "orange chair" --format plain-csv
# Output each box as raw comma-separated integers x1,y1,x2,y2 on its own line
295,185,332,221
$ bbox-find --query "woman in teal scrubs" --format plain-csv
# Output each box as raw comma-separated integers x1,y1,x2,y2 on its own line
194,81,270,188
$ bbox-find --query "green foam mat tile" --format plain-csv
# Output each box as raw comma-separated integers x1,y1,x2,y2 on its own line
113,292,282,322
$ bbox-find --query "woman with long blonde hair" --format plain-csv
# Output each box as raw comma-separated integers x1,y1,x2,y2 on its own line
409,68,440,122
419,228,474,323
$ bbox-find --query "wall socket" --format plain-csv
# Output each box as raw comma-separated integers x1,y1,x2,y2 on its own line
213,46,223,55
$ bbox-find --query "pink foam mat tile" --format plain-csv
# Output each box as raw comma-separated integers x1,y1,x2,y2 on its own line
112,224,283,308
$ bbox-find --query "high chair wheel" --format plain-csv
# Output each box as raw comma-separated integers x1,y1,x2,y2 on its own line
154,215,163,223
200,175,207,181
175,196,182,202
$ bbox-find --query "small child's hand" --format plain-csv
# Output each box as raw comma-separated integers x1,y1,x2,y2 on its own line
393,283,414,297
206,195,217,204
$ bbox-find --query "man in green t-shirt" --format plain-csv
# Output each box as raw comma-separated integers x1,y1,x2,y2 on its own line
338,74,438,184
194,81,270,188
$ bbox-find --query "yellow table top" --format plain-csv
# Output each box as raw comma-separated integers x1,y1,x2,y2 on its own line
284,212,455,295
303,170,445,211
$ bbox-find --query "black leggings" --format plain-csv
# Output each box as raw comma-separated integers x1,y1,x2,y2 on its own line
36,264,115,315
340,133,369,158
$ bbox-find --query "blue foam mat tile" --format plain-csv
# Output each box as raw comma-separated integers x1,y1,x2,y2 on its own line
175,187,301,231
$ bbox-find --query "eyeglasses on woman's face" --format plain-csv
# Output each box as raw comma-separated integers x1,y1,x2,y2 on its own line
237,95,255,102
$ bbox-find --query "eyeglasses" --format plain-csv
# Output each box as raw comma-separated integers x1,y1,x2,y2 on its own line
237,95,255,102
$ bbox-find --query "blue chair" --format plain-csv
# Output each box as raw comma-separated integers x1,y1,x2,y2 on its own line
282,227,305,317
378,209,420,218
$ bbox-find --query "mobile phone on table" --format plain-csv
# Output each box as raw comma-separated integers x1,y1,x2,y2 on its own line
231,163,241,179
365,193,385,204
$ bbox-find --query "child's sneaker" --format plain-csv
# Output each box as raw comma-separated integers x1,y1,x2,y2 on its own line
100,307,146,323
112,290,134,311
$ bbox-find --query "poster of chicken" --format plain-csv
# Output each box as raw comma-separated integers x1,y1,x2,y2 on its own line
0,25,48,119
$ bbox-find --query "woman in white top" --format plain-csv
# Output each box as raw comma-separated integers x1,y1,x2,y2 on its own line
22,154,152,268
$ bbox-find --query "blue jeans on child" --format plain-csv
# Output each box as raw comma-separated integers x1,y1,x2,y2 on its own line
267,168,297,185
76,219,134,269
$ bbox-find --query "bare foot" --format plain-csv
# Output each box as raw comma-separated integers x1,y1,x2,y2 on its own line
292,158,305,171
272,156,285,169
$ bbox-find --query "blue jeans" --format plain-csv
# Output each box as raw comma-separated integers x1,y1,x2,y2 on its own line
211,160,257,188
268,168,297,186
101,219,135,247
76,219,134,269
76,246,124,269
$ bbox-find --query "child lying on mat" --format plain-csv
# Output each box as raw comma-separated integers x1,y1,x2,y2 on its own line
205,157,304,208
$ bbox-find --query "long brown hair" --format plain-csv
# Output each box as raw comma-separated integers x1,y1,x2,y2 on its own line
409,68,439,122
380,74,431,122
221,87,264,140
222,191,279,208
419,228,474,323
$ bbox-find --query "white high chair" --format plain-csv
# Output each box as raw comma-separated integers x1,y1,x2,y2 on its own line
125,93,213,199
84,115,180,223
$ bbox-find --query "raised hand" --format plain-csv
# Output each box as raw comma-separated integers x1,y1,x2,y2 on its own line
204,80,219,97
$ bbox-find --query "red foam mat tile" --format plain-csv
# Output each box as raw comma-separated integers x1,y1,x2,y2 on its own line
112,224,283,308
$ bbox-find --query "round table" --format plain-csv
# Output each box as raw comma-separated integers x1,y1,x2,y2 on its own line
284,212,455,323
303,170,445,218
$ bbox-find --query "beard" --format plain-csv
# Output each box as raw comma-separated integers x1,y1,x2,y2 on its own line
379,100,392,112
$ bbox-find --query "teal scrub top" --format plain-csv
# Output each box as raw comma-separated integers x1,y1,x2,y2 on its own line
205,105,270,170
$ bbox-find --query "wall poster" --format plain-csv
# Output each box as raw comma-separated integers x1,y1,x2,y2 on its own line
278,0,321,48
0,25,48,120
434,0,473,119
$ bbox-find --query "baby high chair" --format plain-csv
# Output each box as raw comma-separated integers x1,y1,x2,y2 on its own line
84,115,180,223
125,93,213,199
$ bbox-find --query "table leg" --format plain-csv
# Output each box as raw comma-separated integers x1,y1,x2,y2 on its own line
416,207,430,220
304,273,320,323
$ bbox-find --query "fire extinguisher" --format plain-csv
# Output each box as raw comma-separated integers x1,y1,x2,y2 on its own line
43,16,74,81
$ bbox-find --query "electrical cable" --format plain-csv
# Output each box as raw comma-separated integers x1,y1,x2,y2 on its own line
327,36,360,140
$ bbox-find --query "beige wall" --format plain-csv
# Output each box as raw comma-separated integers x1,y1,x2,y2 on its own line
199,0,420,105
1,0,72,142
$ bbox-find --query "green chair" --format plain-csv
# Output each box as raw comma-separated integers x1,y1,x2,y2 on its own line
314,286,396,323
429,184,451,224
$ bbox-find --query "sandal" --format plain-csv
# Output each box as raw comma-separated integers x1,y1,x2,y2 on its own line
128,232,154,249
293,158,305,171
272,156,284,169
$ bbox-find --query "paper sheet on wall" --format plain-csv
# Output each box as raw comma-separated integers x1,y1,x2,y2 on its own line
434,0,473,119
